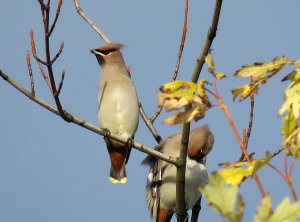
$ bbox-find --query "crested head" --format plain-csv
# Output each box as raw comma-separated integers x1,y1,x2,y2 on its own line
91,43,125,66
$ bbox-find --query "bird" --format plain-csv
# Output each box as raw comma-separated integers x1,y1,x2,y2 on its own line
142,125,214,222
90,43,139,184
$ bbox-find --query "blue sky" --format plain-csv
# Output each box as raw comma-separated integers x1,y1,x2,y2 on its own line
1,1,300,221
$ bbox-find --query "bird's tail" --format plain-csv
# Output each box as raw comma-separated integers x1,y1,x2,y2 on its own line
109,164,127,184
106,143,128,184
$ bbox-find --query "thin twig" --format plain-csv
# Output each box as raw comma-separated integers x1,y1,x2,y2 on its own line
37,61,52,92
26,51,35,96
30,29,48,66
51,42,64,65
0,69,180,166
41,1,71,122
48,0,62,37
73,0,111,43
239,78,255,161
272,146,284,158
218,94,266,198
172,0,189,81
191,0,223,82
151,0,189,123
150,107,163,123
139,103,162,143
289,158,296,176
57,70,65,96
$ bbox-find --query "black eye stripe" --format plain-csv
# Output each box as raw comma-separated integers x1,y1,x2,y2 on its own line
96,49,117,55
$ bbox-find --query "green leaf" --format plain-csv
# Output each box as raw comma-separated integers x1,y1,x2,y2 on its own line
255,197,300,222
278,95,300,119
283,127,300,158
282,108,297,141
234,56,288,78
271,197,300,222
201,174,244,222
254,196,272,222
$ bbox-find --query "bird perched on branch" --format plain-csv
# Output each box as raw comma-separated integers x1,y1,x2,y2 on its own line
142,125,214,222
91,43,139,184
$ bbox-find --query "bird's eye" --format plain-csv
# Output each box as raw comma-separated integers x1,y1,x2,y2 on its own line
101,50,111,55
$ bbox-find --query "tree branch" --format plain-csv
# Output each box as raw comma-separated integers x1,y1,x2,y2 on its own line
26,51,35,96
73,0,111,43
172,0,189,81
139,103,162,143
0,69,180,166
176,1,223,221
191,0,223,82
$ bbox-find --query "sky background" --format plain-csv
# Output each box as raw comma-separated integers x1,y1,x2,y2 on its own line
1,1,300,221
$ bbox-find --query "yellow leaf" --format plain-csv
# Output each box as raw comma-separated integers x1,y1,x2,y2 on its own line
216,72,226,79
217,153,271,185
162,104,206,124
205,53,215,74
196,80,211,106
282,108,297,141
231,83,259,101
293,57,300,68
281,69,300,82
159,80,195,93
283,127,300,158
235,56,288,78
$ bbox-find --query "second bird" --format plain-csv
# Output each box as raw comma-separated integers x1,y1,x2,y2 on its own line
91,43,139,184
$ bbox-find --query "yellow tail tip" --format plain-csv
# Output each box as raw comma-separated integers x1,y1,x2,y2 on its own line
109,177,127,184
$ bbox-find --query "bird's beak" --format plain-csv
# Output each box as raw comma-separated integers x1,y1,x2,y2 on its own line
90,49,96,54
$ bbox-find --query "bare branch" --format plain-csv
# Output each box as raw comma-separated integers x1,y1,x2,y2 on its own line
73,0,111,43
176,122,190,222
38,0,48,10
172,0,189,81
39,2,70,122
51,42,64,64
177,1,223,221
272,146,284,158
239,78,255,161
26,51,35,96
48,0,62,37
57,69,65,96
150,106,163,123
30,29,47,66
139,103,162,143
0,69,180,166
191,0,223,82
151,0,189,123
37,61,52,92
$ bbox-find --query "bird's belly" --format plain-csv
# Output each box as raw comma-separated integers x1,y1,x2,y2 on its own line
159,160,208,210
98,88,138,138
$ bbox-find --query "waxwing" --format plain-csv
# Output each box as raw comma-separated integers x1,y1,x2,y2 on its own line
142,125,214,222
91,43,139,184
